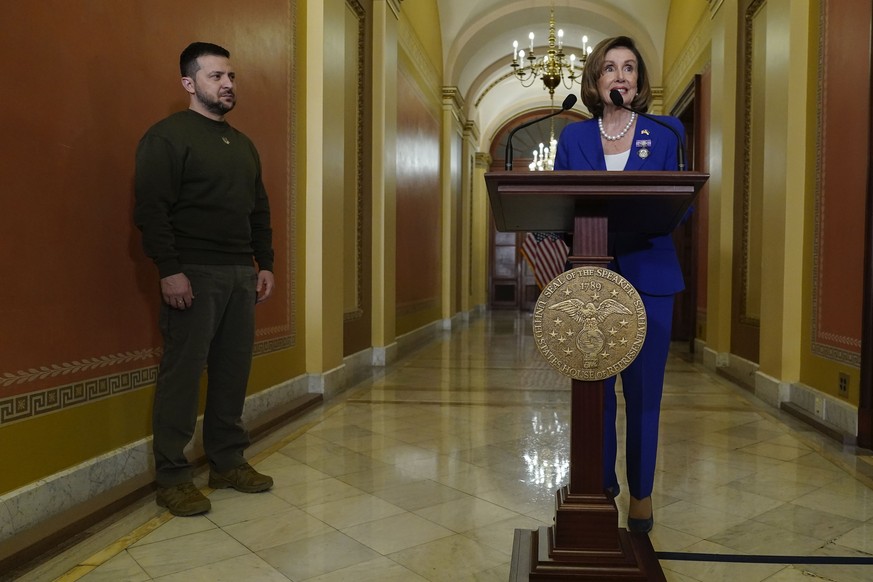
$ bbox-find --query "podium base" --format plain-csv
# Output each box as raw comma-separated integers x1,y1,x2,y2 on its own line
508,526,665,581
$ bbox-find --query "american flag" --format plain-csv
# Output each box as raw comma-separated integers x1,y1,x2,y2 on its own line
521,232,569,289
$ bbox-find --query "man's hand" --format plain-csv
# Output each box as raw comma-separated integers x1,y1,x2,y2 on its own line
256,270,274,303
160,273,194,310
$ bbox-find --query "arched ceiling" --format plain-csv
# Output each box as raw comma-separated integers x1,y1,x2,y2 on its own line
434,0,672,150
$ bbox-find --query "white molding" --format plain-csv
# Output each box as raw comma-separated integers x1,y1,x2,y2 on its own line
0,373,311,545
754,370,790,408
398,13,441,104
695,339,857,437
387,0,402,19
785,382,858,437
372,342,399,367
702,345,730,370
709,0,725,18
664,9,712,106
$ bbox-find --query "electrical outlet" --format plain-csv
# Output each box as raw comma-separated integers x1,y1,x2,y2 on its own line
814,396,823,417
839,373,849,398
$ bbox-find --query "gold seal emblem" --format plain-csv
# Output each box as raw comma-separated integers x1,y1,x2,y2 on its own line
532,267,647,381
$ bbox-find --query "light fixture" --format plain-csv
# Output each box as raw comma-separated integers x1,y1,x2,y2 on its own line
530,140,557,172
510,7,592,97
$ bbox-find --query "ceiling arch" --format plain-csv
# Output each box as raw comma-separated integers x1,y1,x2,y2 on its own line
433,0,672,151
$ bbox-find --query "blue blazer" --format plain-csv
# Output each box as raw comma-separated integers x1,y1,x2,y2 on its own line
554,115,686,296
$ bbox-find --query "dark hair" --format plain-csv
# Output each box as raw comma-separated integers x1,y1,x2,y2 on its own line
579,36,651,117
179,42,230,78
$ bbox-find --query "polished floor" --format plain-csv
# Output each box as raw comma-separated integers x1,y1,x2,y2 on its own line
21,311,873,581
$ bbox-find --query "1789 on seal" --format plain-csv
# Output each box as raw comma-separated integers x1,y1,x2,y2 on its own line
532,267,647,381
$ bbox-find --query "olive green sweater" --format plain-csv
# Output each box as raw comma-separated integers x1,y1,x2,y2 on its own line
134,109,274,278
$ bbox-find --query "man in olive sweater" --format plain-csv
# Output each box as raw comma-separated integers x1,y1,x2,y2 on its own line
134,42,275,516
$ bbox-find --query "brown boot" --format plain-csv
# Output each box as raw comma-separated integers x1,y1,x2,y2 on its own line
209,462,273,493
156,482,211,516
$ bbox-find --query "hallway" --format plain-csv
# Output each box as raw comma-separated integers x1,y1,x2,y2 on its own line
21,311,873,581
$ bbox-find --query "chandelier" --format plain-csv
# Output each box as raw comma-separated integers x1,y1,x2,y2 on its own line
510,8,592,97
530,139,557,171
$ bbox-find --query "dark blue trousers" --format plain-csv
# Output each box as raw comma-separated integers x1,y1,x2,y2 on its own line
602,292,674,499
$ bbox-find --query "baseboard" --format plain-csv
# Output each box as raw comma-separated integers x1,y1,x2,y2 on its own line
781,401,856,445
0,392,321,579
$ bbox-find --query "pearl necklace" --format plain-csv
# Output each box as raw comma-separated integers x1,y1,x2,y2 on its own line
598,112,636,141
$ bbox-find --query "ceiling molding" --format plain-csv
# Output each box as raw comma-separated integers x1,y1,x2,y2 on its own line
398,12,442,104
387,0,402,19
709,0,725,18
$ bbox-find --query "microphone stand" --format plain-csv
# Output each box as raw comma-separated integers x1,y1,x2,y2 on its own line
504,93,577,171
608,89,687,171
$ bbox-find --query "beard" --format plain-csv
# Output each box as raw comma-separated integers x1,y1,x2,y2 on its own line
194,85,235,116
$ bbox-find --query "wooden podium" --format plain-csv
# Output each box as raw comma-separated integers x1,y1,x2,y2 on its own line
485,171,708,581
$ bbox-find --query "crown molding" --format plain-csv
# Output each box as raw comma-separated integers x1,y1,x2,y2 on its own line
387,0,402,19
709,0,724,18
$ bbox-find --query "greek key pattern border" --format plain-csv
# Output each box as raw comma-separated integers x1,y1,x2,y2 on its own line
253,335,295,356
0,367,158,426
0,337,293,427
811,341,861,367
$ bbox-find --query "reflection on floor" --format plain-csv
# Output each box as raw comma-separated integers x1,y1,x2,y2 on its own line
20,311,873,581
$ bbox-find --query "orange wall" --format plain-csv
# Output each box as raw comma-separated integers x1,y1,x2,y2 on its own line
800,0,865,396
0,0,301,493
810,0,867,361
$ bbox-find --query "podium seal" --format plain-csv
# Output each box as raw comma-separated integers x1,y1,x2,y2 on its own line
532,267,647,381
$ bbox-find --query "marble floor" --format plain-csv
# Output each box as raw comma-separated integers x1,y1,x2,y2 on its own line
18,311,873,581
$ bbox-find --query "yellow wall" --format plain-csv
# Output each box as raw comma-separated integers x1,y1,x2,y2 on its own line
754,0,808,383
664,0,708,76
401,0,444,79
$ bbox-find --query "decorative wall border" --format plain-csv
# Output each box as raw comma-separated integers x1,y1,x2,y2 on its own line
663,7,711,107
738,0,766,328
0,335,293,428
709,0,725,18
1,348,161,388
387,0,403,18
0,371,313,544
277,0,298,344
811,0,862,366
398,10,442,107
0,367,157,426
344,0,367,323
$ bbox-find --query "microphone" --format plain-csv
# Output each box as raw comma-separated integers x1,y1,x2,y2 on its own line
504,93,577,171
609,89,686,171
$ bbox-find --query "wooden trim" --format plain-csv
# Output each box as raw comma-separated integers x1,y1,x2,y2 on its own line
859,5,873,449
670,74,703,349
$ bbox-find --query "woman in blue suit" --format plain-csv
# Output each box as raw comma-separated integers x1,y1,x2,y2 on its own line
554,35,685,534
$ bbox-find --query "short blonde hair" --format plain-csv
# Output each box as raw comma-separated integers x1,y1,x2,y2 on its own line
580,36,652,117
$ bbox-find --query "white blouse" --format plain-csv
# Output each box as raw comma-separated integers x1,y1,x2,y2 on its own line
604,149,630,171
